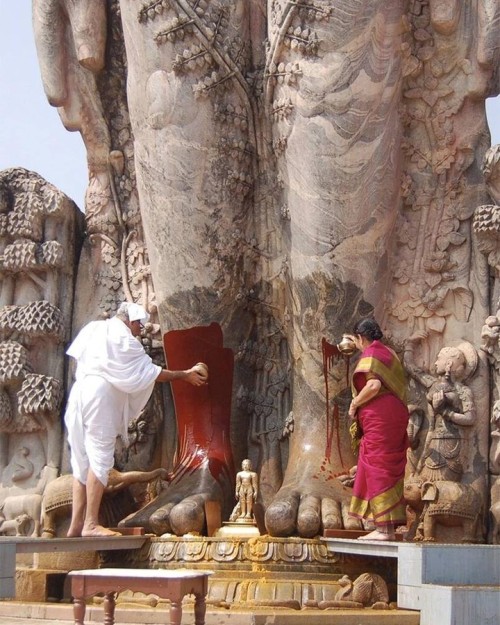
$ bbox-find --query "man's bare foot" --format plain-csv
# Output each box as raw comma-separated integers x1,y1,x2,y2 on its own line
82,523,121,537
66,526,83,538
358,529,395,541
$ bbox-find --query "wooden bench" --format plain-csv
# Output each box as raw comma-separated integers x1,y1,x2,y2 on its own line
0,535,147,599
68,568,213,625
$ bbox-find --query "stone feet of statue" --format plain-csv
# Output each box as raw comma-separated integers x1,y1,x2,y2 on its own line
118,461,230,535
264,456,362,537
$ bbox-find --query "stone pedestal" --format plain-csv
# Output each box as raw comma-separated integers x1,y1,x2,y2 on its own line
216,521,260,539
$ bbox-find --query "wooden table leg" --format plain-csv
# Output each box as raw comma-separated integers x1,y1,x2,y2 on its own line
169,599,183,625
73,596,86,625
103,591,116,625
194,593,207,625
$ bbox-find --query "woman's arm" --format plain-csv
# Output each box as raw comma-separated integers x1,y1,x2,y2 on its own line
348,378,382,418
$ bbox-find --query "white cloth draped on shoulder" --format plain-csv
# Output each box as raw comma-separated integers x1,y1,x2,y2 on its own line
64,317,161,484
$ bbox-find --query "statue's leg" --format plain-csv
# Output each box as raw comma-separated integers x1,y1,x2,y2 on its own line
120,324,235,534
264,0,405,537
117,0,257,535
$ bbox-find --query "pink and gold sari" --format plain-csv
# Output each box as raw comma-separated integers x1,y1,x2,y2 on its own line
349,340,409,527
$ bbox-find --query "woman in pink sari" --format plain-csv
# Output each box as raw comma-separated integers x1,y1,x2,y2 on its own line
347,318,409,541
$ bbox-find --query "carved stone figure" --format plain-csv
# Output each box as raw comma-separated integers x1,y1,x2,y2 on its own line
489,400,500,475
41,467,167,538
0,493,42,537
420,480,483,543
318,573,389,610
0,513,31,537
229,459,258,522
31,1,499,540
405,338,478,483
0,169,82,527
403,474,425,541
490,476,500,545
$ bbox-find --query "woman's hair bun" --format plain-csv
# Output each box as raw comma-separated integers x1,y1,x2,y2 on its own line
352,318,383,341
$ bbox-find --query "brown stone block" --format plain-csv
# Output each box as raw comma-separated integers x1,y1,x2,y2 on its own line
35,551,98,571
15,568,67,602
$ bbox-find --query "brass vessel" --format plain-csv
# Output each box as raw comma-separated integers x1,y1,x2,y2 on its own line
337,334,356,356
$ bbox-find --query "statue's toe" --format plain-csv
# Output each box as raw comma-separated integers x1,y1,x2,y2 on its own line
297,495,321,537
149,503,175,535
170,496,205,535
322,497,343,530
265,491,299,537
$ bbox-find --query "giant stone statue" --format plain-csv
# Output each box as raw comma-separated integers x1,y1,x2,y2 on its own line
31,0,500,541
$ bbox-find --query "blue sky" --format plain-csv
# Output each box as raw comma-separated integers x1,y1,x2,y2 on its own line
0,3,87,210
1,3,500,213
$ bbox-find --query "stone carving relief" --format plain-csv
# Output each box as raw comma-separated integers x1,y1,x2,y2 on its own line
403,338,485,542
475,144,500,544
41,467,167,538
0,168,82,534
31,1,500,542
390,1,497,542
319,573,389,610
491,475,500,544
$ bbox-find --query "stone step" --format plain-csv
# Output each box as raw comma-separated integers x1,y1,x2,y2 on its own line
0,601,420,625
415,583,500,625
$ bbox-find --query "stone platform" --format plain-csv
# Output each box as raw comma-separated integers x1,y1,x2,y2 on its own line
5,534,497,623
322,537,500,625
1,534,411,622
0,601,419,625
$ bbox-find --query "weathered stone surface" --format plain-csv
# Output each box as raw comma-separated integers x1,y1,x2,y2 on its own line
28,0,500,544
0,168,83,535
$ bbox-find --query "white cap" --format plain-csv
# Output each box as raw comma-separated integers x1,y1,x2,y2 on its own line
128,303,150,323
117,301,150,323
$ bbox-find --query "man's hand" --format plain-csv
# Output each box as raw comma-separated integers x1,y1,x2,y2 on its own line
185,363,209,386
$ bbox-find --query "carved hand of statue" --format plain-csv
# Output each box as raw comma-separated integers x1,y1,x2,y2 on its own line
480,316,500,354
431,389,446,410
406,331,428,347
33,0,107,108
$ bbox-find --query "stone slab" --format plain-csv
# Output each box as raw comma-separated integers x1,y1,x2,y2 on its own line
418,584,500,625
0,602,420,625
322,538,500,625
15,569,67,603
0,536,148,599
0,535,148,554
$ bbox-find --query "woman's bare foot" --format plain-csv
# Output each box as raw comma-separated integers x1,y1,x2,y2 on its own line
358,529,395,541
82,523,121,537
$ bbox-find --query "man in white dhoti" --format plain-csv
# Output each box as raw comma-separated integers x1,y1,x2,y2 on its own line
64,302,207,537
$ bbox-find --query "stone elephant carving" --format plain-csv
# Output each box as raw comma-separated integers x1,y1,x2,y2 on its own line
420,481,484,543
403,475,425,540
41,467,168,538
0,494,42,537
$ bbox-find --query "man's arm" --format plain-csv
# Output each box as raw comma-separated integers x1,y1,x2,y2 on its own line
156,365,207,386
